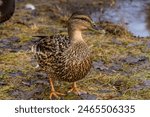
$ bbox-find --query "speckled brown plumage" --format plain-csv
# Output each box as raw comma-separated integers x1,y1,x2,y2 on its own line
34,35,91,82
33,12,98,99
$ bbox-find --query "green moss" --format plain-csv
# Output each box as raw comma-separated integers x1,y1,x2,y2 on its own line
0,85,14,99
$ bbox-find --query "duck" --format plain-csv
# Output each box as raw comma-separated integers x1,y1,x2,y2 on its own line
32,12,99,99
0,0,15,23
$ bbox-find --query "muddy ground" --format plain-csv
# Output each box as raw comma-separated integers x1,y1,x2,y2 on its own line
0,0,150,100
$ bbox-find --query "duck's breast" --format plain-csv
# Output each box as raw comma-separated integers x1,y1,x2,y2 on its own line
56,41,92,82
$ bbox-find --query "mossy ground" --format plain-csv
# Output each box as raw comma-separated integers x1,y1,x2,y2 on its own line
0,0,150,100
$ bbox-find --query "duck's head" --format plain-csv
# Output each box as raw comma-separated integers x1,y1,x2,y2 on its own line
68,12,98,31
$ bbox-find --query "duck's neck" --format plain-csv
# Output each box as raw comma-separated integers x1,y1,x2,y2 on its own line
68,28,84,44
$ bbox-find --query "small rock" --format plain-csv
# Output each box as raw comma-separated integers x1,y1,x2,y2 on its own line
25,4,36,10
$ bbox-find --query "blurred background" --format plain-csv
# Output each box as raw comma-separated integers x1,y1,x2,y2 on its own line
1,0,150,37
13,0,150,37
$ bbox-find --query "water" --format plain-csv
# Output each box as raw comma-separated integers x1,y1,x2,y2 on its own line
91,0,150,37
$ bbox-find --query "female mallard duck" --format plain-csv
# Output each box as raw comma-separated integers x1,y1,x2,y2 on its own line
33,12,98,99
0,0,15,23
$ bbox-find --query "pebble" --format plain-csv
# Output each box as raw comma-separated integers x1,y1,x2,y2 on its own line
25,4,36,10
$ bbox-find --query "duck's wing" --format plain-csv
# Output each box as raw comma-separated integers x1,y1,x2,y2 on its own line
0,0,15,23
32,35,70,54
32,35,70,69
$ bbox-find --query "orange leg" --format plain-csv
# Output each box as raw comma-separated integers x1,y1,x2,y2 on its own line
68,82,86,95
49,78,65,99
